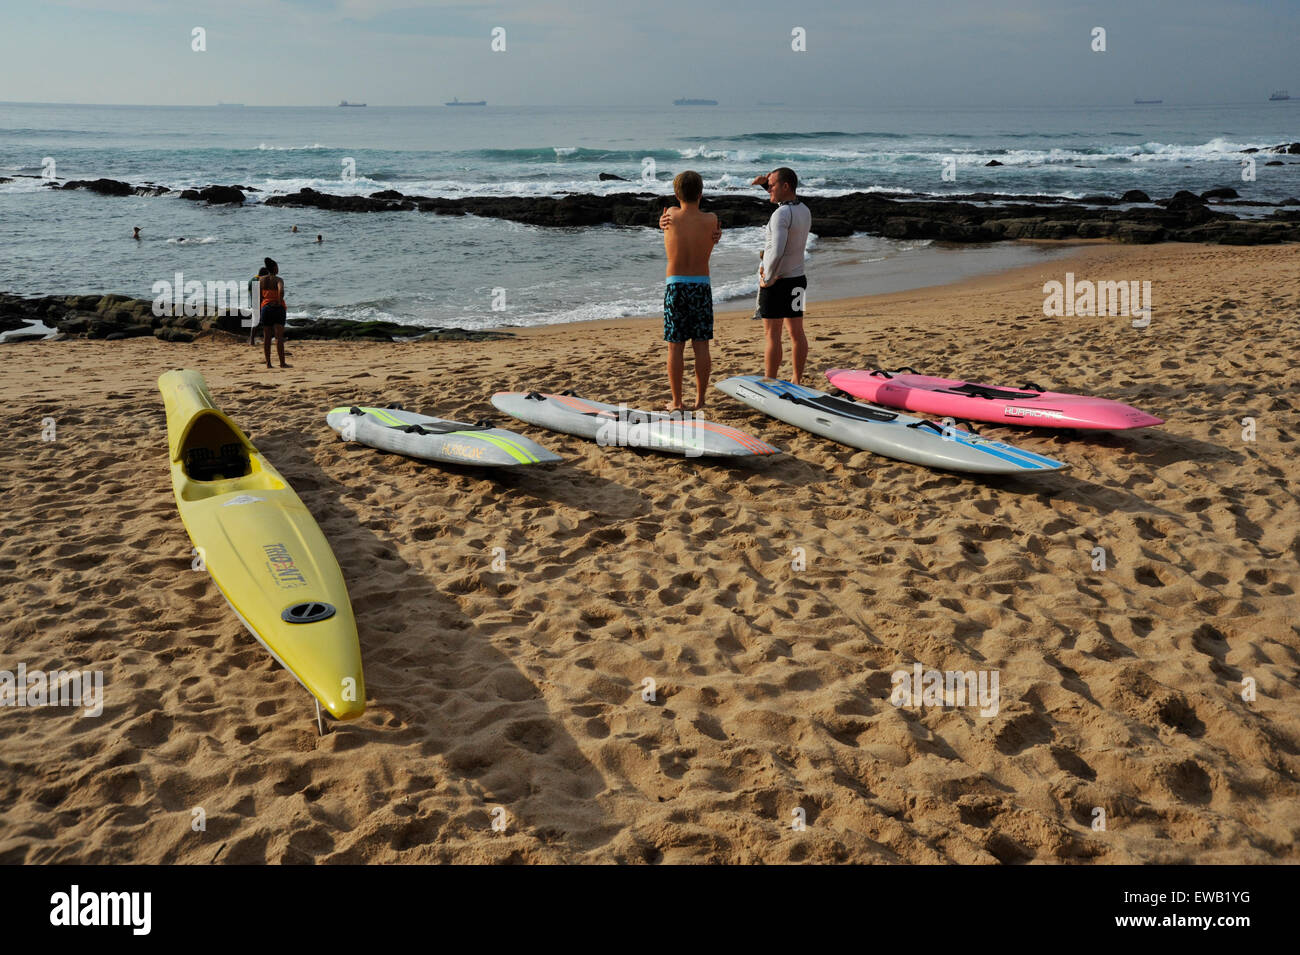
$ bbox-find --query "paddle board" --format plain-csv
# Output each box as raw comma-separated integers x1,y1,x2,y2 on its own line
715,375,1067,475
490,390,781,458
826,368,1163,430
327,404,560,467
159,370,364,723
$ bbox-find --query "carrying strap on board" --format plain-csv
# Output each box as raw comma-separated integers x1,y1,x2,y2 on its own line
778,391,899,423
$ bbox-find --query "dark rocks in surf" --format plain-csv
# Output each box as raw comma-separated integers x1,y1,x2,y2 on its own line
1242,142,1300,155
37,174,1300,245
0,291,513,343
266,187,413,212
58,178,134,196
1200,187,1239,200
180,184,246,204
985,160,1004,167
599,172,629,181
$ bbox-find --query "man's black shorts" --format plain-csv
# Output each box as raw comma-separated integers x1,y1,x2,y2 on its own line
758,275,808,319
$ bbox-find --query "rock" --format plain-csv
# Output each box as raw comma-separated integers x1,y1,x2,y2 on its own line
1267,142,1300,154
369,189,405,200
985,160,1004,167
812,218,852,238
598,173,628,181
1200,187,1239,200
1121,190,1151,203
155,327,196,343
1114,224,1165,243
61,178,134,196
266,187,412,212
1266,160,1284,166
179,184,246,204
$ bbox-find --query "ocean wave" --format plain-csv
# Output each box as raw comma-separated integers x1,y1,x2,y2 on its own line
256,143,331,151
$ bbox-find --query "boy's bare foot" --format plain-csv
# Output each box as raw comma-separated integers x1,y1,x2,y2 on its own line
665,402,684,413
693,398,706,411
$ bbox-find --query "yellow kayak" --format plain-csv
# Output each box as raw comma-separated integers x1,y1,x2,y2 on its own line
158,370,364,723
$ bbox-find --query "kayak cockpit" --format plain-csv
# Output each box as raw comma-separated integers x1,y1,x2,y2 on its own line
181,412,252,480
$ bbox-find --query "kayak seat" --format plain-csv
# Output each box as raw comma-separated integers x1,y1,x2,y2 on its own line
185,442,251,481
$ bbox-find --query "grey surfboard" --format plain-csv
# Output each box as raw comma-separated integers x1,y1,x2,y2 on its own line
715,376,1067,475
490,390,781,458
327,405,560,467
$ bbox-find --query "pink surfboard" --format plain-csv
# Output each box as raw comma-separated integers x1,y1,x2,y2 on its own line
825,368,1163,430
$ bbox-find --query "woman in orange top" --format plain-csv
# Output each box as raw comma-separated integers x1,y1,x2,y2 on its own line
259,257,289,368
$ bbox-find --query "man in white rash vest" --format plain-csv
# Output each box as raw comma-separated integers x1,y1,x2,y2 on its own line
750,166,811,383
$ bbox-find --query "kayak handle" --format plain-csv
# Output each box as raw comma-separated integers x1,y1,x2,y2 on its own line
871,366,919,379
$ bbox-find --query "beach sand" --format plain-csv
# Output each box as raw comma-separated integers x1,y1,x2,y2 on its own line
1,240,1296,864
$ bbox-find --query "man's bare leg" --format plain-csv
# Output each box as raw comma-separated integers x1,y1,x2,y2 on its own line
763,319,784,378
786,317,807,384
692,340,711,410
666,342,685,410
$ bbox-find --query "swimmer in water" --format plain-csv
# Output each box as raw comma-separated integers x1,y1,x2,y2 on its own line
290,225,298,233
132,226,140,240
316,234,322,243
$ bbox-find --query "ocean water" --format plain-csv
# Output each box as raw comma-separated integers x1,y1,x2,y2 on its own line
2,102,1296,328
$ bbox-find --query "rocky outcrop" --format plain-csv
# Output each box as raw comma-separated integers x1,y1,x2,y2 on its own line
51,178,169,197
43,175,1300,244
1242,142,1300,155
179,184,246,204
265,187,413,212
0,292,513,343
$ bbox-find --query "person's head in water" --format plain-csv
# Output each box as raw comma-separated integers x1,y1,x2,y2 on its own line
316,234,322,243
291,225,298,233
673,170,704,206
766,167,797,203
264,257,278,275
132,226,140,240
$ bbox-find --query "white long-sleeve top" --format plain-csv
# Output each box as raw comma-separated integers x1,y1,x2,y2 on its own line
761,200,811,281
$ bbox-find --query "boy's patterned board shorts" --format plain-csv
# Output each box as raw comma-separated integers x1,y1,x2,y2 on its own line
663,278,714,343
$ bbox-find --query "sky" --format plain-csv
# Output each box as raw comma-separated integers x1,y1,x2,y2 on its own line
0,0,1296,107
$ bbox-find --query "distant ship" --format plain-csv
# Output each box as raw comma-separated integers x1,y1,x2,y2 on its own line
338,100,366,107
674,98,718,106
446,98,486,106
1269,90,1290,101
1133,98,1162,104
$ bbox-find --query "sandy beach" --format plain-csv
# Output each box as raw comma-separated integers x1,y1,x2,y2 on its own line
1,240,1296,864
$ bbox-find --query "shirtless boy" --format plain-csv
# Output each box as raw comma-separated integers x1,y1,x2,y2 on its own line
659,170,720,411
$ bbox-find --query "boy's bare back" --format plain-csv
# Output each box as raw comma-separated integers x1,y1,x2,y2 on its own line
664,206,719,276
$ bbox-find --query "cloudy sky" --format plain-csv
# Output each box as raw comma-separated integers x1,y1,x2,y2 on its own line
2,0,1295,107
